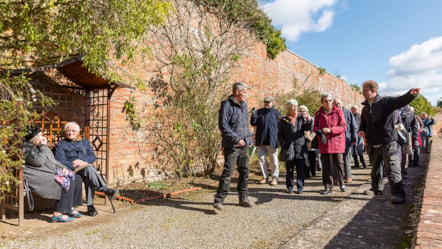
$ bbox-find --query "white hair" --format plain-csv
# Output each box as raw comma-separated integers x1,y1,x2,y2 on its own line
299,105,309,113
64,122,80,131
286,99,298,108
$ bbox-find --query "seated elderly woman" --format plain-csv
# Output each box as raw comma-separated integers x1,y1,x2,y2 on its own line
54,122,118,217
23,127,83,222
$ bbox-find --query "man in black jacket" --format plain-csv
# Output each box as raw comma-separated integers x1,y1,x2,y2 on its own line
358,80,420,204
251,96,282,185
214,82,253,210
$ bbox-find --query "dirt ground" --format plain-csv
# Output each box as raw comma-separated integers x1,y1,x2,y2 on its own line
0,160,265,238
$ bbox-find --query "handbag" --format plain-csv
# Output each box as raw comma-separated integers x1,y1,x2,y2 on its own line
279,143,294,162
311,135,318,149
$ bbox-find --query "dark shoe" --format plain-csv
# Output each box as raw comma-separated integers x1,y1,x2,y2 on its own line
364,189,382,195
340,184,346,192
213,202,223,210
87,205,98,216
390,195,405,204
238,196,254,207
296,189,303,194
66,208,82,218
51,214,74,223
105,188,119,200
286,188,294,194
321,188,332,195
363,163,367,168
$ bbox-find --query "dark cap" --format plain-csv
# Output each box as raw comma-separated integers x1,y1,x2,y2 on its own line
264,96,274,102
25,127,41,140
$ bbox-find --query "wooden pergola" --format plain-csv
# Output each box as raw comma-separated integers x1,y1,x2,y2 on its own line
1,55,132,225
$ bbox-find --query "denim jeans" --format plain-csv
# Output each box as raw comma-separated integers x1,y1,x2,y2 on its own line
214,147,250,204
352,137,365,167
286,159,305,192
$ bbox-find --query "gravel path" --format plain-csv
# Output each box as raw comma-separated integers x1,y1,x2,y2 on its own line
1,159,425,249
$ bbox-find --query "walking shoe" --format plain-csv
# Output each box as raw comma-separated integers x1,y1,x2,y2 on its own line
213,202,223,210
66,208,82,218
344,178,352,183
321,188,332,195
238,196,254,207
259,178,267,184
364,189,383,195
340,184,346,192
105,188,119,200
296,189,303,194
390,195,405,204
87,205,98,216
270,179,278,186
51,214,74,223
286,188,293,194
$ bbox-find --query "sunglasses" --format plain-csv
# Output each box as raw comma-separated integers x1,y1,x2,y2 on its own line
264,101,271,103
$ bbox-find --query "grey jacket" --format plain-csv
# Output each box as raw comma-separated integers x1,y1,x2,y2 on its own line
23,141,68,200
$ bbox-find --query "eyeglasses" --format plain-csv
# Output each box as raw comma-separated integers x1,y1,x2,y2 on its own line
323,100,332,103
264,101,271,104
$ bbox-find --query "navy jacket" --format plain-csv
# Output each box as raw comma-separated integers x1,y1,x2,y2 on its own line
54,138,97,170
360,91,416,146
342,107,358,148
250,107,281,148
218,95,253,149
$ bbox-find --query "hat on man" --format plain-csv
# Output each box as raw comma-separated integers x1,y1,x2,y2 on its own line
264,96,274,103
25,127,41,140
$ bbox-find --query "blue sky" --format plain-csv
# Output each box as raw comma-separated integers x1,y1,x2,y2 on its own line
259,0,442,105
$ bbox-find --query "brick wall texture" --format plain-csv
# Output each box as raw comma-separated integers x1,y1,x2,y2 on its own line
106,39,364,185
415,113,442,248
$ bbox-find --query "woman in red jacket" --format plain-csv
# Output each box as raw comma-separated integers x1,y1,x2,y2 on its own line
313,93,347,194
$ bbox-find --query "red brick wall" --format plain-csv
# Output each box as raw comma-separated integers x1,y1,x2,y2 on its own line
105,40,364,186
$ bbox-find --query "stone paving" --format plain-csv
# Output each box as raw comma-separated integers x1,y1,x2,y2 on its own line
0,113,440,248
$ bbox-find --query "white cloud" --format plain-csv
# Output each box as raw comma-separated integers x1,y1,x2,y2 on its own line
260,0,338,42
382,36,442,105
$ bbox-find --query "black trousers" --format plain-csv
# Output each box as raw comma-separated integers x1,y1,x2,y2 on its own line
320,153,344,190
214,147,249,204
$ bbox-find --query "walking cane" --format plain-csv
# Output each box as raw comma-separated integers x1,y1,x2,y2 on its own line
98,167,116,213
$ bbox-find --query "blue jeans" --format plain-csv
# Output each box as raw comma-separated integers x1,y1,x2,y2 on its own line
214,147,250,203
352,137,366,167
286,159,305,191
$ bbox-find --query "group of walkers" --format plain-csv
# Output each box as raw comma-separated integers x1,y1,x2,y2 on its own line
214,80,431,210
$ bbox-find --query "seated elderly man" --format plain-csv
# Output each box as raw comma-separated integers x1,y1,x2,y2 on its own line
54,122,118,216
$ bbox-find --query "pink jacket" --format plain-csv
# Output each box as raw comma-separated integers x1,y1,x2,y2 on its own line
313,106,347,154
